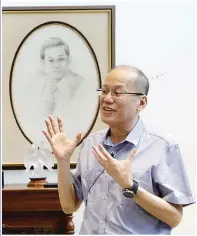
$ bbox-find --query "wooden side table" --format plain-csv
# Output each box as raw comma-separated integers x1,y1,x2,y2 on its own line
2,184,75,234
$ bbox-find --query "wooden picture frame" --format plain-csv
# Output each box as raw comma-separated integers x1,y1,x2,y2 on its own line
2,6,115,170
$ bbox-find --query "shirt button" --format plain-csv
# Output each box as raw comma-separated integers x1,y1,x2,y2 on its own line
100,221,104,224
103,196,106,200
105,174,108,177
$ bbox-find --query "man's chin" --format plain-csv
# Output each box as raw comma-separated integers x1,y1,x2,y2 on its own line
101,116,116,126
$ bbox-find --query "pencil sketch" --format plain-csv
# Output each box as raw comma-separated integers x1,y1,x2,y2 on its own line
11,23,99,148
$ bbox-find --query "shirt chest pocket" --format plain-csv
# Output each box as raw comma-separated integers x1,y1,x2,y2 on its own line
112,183,135,206
81,168,104,202
110,182,134,205
114,171,153,205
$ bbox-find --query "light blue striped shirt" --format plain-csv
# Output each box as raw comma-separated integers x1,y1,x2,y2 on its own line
72,118,195,234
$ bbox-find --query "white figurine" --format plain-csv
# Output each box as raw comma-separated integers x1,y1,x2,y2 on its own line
24,141,55,178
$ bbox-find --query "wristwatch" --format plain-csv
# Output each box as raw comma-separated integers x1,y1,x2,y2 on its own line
122,180,138,198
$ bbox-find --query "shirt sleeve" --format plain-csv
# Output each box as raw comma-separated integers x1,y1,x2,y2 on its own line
71,143,84,201
153,143,195,206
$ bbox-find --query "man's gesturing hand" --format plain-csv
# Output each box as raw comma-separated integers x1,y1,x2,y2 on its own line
42,115,82,162
93,144,136,189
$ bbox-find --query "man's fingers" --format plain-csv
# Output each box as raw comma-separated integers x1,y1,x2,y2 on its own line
45,119,54,137
98,144,113,160
49,115,59,134
75,133,82,145
42,129,53,146
57,116,64,133
129,149,137,161
92,149,105,167
92,145,107,164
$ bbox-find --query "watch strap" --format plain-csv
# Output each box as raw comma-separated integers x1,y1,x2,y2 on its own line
123,180,138,195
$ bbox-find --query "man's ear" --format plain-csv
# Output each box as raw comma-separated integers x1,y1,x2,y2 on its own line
137,96,147,111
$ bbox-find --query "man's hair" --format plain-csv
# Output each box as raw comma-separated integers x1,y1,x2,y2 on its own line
40,37,70,60
111,65,149,96
133,67,149,96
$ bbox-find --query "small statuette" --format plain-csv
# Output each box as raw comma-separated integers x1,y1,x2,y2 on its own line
24,141,55,187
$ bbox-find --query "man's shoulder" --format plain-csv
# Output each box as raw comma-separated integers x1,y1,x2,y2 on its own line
90,128,109,137
83,128,108,144
67,70,90,89
144,122,178,147
68,70,86,81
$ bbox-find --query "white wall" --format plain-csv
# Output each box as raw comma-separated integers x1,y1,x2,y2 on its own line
2,0,196,234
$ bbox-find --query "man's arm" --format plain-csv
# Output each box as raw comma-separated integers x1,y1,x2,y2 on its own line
93,144,184,228
57,159,82,214
134,187,183,228
42,116,83,214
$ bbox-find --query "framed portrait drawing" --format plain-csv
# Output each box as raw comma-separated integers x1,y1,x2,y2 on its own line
2,6,115,169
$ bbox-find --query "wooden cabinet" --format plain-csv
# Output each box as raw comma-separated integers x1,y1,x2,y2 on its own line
2,184,75,234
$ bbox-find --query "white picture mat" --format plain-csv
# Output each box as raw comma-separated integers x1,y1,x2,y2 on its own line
12,23,99,146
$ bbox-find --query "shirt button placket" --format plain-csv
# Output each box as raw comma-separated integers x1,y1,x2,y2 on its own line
98,220,105,234
97,171,109,234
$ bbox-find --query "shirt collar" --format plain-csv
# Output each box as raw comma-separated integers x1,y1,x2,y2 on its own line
103,116,145,147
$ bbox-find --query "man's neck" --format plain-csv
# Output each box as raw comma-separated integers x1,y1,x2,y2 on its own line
110,116,139,144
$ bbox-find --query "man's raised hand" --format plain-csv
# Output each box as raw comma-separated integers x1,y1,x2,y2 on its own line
42,115,82,162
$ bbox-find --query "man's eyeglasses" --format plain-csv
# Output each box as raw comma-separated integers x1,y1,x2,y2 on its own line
96,88,144,98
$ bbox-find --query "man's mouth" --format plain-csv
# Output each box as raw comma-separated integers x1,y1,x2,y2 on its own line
102,107,115,113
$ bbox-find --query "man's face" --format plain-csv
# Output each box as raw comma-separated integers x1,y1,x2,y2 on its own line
43,45,70,80
100,70,141,128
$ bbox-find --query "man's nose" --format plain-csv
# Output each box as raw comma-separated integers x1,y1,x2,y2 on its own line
103,91,114,102
53,60,60,68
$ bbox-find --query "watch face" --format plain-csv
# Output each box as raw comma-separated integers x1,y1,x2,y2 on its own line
123,189,136,198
